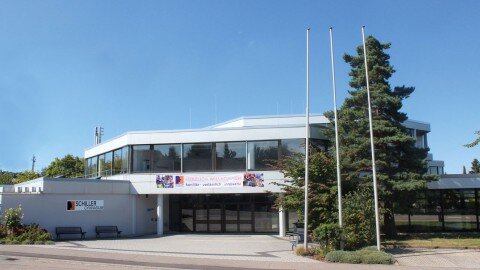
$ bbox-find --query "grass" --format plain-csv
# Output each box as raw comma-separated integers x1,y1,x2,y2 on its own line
383,233,480,249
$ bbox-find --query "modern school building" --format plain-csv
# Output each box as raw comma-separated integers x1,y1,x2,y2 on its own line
0,114,453,238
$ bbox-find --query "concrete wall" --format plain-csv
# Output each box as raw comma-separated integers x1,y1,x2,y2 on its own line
134,194,157,235
0,193,136,239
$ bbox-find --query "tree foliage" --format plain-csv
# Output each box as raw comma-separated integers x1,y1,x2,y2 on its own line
275,147,337,230
471,159,480,174
42,154,84,178
0,171,15,185
13,170,41,184
465,131,480,148
324,36,433,237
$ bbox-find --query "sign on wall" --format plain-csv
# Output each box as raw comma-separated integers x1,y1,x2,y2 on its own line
67,200,104,211
155,173,264,189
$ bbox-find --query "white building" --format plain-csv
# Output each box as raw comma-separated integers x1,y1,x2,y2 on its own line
0,114,446,238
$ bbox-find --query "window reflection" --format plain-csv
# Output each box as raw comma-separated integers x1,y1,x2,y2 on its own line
132,145,151,173
247,141,279,170
153,144,181,172
183,143,213,172
216,142,246,171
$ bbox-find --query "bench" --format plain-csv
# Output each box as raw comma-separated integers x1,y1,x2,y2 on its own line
95,226,122,238
55,227,86,239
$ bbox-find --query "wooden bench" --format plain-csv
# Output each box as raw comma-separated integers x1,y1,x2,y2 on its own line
95,226,122,238
55,227,86,239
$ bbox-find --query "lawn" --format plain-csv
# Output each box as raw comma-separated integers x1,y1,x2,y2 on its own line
384,233,480,249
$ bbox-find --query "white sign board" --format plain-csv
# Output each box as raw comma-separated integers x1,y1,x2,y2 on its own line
67,200,104,211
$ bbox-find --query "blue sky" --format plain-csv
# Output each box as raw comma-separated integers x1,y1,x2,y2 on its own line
0,0,478,173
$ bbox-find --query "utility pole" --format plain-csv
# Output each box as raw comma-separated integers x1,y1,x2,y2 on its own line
31,155,36,171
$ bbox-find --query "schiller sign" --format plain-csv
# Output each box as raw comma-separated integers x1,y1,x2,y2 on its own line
67,200,104,211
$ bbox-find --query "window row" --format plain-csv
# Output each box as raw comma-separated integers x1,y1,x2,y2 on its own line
85,146,129,177
86,139,328,176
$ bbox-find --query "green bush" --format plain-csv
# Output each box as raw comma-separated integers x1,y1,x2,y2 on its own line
325,250,351,262
325,248,395,265
342,188,376,250
34,240,45,245
294,245,326,258
21,239,34,245
313,223,342,252
1,206,23,234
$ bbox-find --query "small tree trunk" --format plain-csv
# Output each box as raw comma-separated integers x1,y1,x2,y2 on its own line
383,200,397,238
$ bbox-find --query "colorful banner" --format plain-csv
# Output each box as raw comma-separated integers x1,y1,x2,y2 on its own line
155,173,264,188
67,200,104,211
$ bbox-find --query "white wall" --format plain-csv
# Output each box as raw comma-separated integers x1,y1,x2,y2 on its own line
0,193,134,239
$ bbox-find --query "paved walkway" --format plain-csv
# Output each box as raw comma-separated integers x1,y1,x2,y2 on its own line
0,235,479,269
391,248,480,269
51,234,314,262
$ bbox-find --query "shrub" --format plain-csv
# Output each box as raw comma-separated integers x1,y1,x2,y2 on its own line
18,224,52,242
0,225,7,238
21,239,34,245
34,240,45,245
342,188,376,250
325,250,351,262
325,248,395,265
2,206,23,235
313,223,342,252
294,245,326,258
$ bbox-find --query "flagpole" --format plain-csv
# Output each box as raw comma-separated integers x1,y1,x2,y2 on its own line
304,27,310,250
329,27,344,249
362,26,381,251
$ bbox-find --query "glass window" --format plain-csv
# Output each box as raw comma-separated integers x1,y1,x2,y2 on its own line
121,146,129,173
183,143,213,172
254,204,278,232
215,142,246,171
132,145,152,173
85,157,98,178
113,149,122,175
98,154,106,176
247,141,279,170
153,144,181,172
103,152,113,176
280,139,305,158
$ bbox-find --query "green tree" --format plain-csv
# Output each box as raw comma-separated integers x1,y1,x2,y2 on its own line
0,170,15,185
465,131,480,148
275,146,337,230
13,170,41,183
42,154,84,178
324,36,432,237
471,159,480,174
463,166,467,174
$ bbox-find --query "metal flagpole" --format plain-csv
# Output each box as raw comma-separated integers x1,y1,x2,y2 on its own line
362,26,381,251
329,27,344,249
304,27,310,250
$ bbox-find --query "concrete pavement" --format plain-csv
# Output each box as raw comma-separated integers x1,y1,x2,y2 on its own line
0,235,479,269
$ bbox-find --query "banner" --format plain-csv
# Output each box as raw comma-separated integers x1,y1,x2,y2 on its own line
155,173,264,188
67,200,104,211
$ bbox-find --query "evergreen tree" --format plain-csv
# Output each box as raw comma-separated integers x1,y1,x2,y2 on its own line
324,36,432,237
471,159,480,174
463,166,467,174
465,131,480,148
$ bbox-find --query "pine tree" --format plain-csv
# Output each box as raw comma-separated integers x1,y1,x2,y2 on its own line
324,36,432,237
471,159,480,174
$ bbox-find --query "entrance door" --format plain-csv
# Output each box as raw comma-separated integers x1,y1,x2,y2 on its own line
208,204,222,232
172,194,275,233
